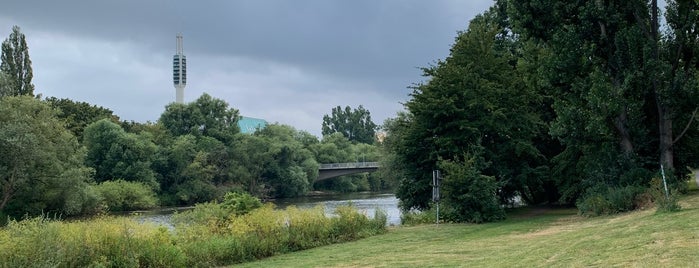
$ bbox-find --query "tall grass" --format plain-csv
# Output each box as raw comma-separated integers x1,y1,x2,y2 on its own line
0,203,386,267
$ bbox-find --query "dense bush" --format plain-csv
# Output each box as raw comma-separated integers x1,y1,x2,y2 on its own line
221,191,263,215
175,202,386,266
576,184,646,216
93,180,158,211
438,156,506,223
400,207,438,226
649,177,681,213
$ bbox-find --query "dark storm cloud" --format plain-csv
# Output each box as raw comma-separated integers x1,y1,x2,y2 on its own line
0,0,494,135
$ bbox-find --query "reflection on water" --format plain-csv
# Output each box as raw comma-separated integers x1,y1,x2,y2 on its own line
132,192,401,228
273,192,401,226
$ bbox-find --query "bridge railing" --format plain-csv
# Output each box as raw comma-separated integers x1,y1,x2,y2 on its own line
319,162,380,170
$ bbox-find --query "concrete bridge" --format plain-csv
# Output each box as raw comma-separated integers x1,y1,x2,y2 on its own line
317,162,380,181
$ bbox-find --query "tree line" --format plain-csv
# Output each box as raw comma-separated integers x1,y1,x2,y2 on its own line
0,26,387,221
383,0,699,222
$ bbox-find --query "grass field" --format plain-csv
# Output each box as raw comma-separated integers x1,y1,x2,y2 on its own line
235,190,699,267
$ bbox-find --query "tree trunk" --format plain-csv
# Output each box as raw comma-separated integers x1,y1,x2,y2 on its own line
0,174,14,211
614,108,634,154
658,103,674,170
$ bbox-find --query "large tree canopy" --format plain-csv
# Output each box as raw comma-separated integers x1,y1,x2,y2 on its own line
45,96,118,141
387,0,699,219
322,105,377,144
0,25,33,97
0,96,96,217
159,93,240,144
506,0,699,200
83,119,158,188
388,8,551,217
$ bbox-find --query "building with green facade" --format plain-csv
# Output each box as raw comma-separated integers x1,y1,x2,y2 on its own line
238,116,268,134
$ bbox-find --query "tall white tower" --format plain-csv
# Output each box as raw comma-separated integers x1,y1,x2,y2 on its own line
173,33,186,103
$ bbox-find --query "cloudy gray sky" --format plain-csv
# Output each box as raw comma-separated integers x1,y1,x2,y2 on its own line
0,0,494,136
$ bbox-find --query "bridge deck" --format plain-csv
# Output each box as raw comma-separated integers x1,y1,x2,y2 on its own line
319,162,380,170
317,162,380,181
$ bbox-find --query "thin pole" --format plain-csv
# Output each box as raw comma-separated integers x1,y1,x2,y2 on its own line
660,164,669,199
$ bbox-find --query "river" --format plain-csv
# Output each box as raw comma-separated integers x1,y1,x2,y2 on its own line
273,192,401,226
131,192,401,227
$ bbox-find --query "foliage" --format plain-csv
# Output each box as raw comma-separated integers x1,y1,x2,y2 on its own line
0,201,387,267
159,93,240,144
438,156,506,223
0,216,186,267
0,25,33,97
0,72,12,98
0,96,97,218
322,105,377,144
174,201,385,266
576,184,646,216
389,8,552,215
44,96,118,141
649,177,681,213
249,124,319,198
93,180,158,212
506,0,699,205
400,207,438,226
83,119,158,188
220,191,263,216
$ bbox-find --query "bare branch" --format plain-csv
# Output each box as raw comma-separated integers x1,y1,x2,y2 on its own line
673,106,699,145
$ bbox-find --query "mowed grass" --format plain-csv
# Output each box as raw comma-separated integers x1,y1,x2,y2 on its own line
235,191,699,267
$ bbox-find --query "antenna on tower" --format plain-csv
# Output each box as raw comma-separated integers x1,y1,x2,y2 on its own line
173,33,187,103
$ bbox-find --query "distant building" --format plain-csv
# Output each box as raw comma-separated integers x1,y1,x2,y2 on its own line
238,116,268,134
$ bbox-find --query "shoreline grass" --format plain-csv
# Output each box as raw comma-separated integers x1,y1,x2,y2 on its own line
235,192,699,267
0,204,387,267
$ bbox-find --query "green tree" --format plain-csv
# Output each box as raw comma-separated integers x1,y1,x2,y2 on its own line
507,0,699,204
0,96,96,217
438,155,505,223
322,105,377,144
255,124,319,198
0,72,13,98
389,8,550,214
0,25,33,96
83,119,158,188
44,97,118,141
159,93,240,143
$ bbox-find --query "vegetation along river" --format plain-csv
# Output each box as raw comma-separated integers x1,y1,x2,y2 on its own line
131,192,401,228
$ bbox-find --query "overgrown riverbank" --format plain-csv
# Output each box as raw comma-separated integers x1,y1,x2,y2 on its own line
0,198,386,267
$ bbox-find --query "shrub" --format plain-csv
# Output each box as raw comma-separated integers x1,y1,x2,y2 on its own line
577,184,645,216
221,191,263,215
401,207,438,226
649,177,681,213
438,156,506,223
94,180,158,211
176,201,386,265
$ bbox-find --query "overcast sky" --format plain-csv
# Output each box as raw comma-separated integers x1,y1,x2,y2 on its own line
0,1,494,136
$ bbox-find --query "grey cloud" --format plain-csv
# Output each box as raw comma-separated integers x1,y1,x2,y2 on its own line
0,0,495,136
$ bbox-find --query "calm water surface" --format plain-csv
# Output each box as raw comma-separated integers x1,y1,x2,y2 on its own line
132,192,401,227
273,192,401,226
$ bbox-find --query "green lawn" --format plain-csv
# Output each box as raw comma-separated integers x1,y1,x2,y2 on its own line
235,191,699,267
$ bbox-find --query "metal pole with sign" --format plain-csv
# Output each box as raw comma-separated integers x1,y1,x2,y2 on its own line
432,170,441,225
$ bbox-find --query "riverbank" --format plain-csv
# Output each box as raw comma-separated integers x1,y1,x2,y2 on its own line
0,200,387,267
235,191,699,267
